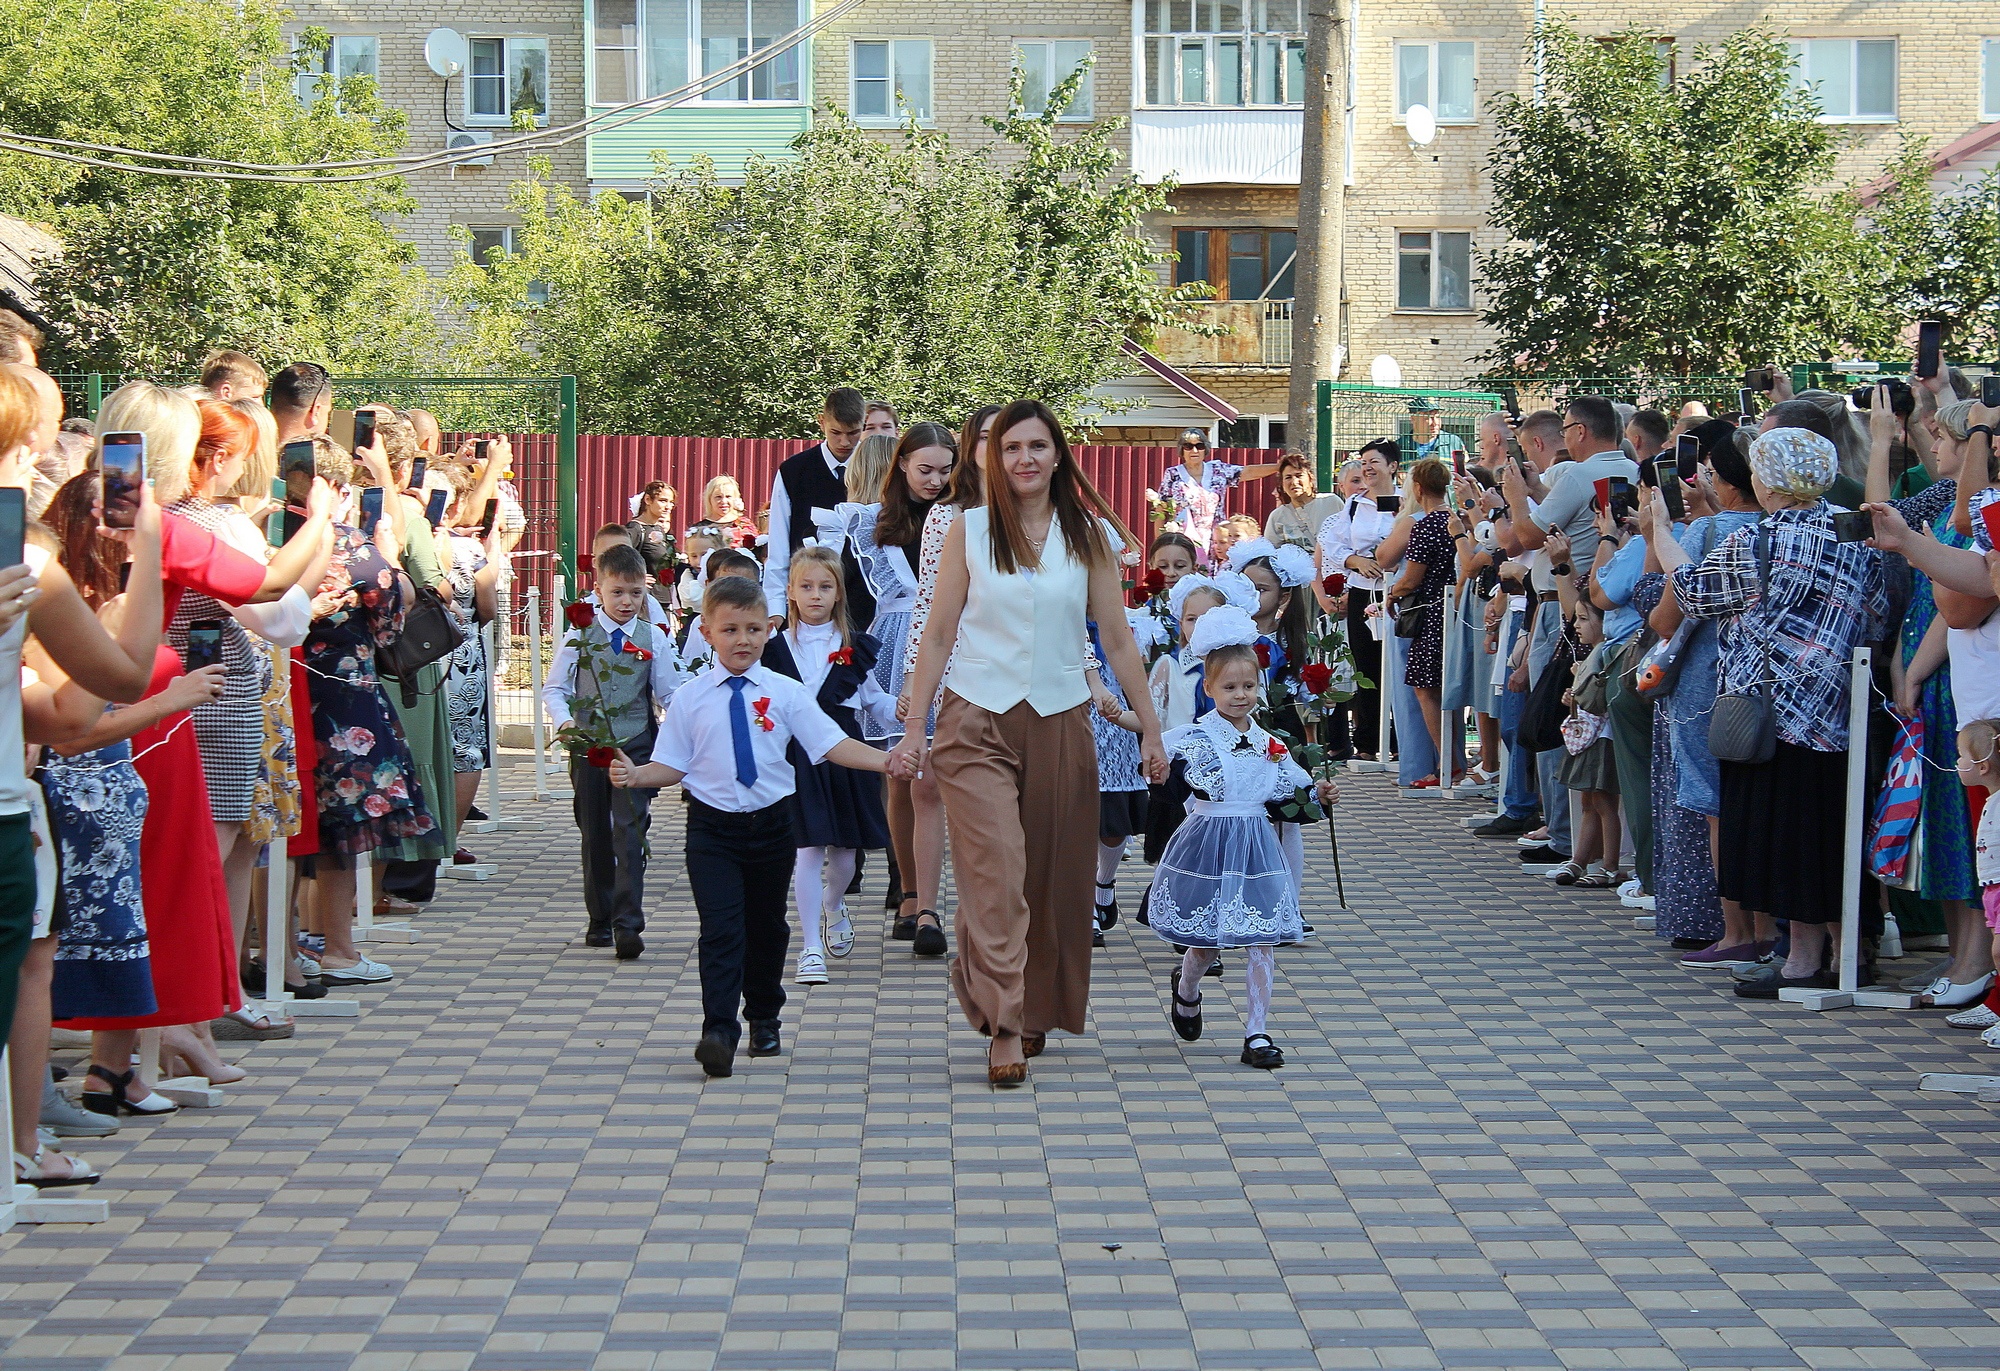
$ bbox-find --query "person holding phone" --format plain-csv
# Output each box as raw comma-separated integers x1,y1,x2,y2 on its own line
1315,438,1403,761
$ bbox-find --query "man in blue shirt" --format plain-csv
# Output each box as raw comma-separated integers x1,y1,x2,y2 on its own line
1407,396,1468,468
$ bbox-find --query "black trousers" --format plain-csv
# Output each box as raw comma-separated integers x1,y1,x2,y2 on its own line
1343,593,1383,754
686,796,794,1043
572,727,656,937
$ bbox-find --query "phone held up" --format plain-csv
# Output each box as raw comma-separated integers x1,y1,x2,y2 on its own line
425,489,449,527
1831,510,1875,544
0,486,24,570
477,498,499,539
271,438,317,546
1916,320,1942,381
1982,374,2000,409
1652,458,1685,522
182,619,225,674
359,486,384,539
350,408,377,457
98,430,146,531
409,455,427,492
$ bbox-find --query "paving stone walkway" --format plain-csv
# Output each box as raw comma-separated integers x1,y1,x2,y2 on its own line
4,760,1999,1370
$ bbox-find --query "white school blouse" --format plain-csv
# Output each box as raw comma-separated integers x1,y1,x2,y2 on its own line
651,662,849,811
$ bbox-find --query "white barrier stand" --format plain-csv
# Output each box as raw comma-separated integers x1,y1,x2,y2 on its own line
1782,647,1915,1011
1917,1072,2000,1099
0,1046,110,1226
354,854,419,940
141,1027,223,1109
256,840,358,1018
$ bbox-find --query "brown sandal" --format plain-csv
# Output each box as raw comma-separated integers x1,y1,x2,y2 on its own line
987,1061,1026,1087
1021,1033,1046,1059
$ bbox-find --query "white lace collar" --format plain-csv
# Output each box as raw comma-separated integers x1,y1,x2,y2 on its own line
1197,709,1274,759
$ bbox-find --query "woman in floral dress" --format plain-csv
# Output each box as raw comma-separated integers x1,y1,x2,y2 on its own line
1153,429,1279,561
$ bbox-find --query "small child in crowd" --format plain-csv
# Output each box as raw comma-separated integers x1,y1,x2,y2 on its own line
589,524,672,629
1147,606,1338,1069
677,524,725,616
675,547,760,676
544,542,686,957
761,546,891,986
1129,531,1201,663
611,574,890,1079
1552,595,1624,889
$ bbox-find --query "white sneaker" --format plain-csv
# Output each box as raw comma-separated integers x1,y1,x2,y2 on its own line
1945,1003,2000,1030
795,950,829,985
822,907,855,959
319,955,392,985
1618,879,1645,908
1980,1022,2000,1049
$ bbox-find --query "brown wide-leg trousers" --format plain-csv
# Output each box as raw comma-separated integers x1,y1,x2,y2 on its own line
932,691,1098,1037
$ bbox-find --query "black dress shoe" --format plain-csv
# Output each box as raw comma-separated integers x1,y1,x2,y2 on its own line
614,931,644,960
913,913,947,957
1241,1033,1284,1069
747,1019,781,1056
891,911,917,940
584,930,614,948
1735,968,1836,1000
1472,814,1539,839
466,804,490,822
1670,937,1711,950
695,1032,734,1078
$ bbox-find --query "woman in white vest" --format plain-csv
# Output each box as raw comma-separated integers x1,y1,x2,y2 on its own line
890,400,1166,1086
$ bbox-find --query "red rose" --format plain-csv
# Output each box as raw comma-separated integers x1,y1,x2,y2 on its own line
1128,585,1148,608
1254,642,1272,669
1323,572,1347,597
622,640,653,662
1142,568,1166,594
1266,737,1288,760
586,746,617,768
564,601,594,629
1300,662,1335,696
828,647,853,666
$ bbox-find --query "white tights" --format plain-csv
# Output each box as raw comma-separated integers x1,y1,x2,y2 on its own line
793,846,856,957
1095,839,1126,908
1277,822,1304,906
1177,944,1276,1037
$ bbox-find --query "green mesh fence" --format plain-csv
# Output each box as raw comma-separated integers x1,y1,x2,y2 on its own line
1312,381,1504,486
1480,375,1744,415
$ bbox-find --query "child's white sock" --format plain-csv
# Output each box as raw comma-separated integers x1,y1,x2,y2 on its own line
1095,840,1125,910
1178,947,1217,1004
1243,945,1275,1037
821,848,856,922
793,848,827,958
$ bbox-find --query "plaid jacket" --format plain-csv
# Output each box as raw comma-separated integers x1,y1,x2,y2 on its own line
1670,503,1887,752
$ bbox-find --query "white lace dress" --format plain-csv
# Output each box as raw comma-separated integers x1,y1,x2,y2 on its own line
1148,713,1310,949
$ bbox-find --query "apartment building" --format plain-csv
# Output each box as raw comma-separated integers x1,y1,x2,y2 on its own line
288,4,2000,442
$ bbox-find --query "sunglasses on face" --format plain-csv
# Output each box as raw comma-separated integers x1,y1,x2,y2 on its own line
1182,441,1207,451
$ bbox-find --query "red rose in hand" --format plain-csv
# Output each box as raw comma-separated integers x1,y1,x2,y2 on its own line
828,646,854,666
564,601,594,629
1142,568,1166,594
1323,572,1347,597
1300,662,1335,696
586,745,617,768
1266,737,1288,760
1254,642,1272,669
622,640,653,662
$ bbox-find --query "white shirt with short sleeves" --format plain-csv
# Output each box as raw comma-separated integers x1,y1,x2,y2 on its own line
652,661,850,811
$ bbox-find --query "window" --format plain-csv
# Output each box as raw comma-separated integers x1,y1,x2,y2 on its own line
1396,231,1471,311
1984,38,2000,121
1175,228,1297,301
591,0,803,105
1393,40,1475,123
465,229,550,306
1787,38,1897,122
1016,40,1093,119
1142,0,1306,108
296,35,379,108
1595,35,1676,86
852,39,932,124
467,37,551,126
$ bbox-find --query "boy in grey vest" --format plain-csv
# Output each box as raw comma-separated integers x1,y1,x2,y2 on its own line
543,543,685,958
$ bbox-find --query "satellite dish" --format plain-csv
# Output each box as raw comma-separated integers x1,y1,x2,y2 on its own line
1405,104,1437,147
1371,355,1404,387
424,28,468,79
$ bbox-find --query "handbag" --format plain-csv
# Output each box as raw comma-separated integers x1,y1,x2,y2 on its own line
1518,631,1577,753
1705,526,1776,764
376,584,465,707
1392,592,1433,639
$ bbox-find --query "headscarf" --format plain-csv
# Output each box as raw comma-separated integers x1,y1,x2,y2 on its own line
1746,427,1837,501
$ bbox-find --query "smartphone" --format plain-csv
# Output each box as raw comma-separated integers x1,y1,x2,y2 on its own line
1917,320,1942,380
0,486,22,569
1593,477,1612,515
1982,374,2000,408
409,455,426,491
1452,451,1466,478
1674,432,1700,481
1831,509,1875,543
478,498,498,538
425,489,448,526
279,438,316,544
1652,458,1685,521
474,438,491,463
359,485,383,538
1376,493,1401,515
1981,500,2000,551
351,408,377,454
1737,387,1756,419
1744,366,1775,393
98,430,146,531
182,619,225,674
1607,477,1638,521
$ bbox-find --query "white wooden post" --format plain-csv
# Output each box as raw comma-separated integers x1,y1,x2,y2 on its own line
0,1046,108,1224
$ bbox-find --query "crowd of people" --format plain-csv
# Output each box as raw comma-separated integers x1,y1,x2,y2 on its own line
1,326,529,1191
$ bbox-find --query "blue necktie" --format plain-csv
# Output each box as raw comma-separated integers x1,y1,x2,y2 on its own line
724,676,759,789
610,627,626,653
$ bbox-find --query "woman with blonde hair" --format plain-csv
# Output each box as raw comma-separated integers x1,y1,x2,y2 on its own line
701,474,758,549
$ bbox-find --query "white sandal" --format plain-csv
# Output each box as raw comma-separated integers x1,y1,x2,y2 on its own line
14,1144,100,1189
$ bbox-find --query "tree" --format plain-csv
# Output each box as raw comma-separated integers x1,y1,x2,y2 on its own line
449,68,1207,436
1477,24,1896,378
1868,139,2000,361
0,0,441,375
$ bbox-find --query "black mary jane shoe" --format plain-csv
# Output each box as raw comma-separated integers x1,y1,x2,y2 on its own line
891,901,918,940
912,912,947,957
1168,970,1203,1041
1094,884,1119,930
695,1032,735,1078
1240,1034,1284,1069
747,1019,782,1057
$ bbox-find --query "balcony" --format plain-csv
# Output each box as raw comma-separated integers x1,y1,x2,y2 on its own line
1151,301,1293,371
585,105,811,184
1130,109,1303,185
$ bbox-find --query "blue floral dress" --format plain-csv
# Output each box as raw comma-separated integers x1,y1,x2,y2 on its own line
1898,496,1980,904
304,526,436,858
45,735,157,1020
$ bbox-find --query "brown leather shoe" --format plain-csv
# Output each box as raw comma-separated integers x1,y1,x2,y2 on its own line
987,1061,1026,1087
1021,1033,1046,1059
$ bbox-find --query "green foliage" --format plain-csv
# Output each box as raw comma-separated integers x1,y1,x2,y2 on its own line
1478,24,1897,379
0,0,443,374
1867,139,2000,361
449,63,1207,437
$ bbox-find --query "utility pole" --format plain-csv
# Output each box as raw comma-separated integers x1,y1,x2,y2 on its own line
1288,0,1347,473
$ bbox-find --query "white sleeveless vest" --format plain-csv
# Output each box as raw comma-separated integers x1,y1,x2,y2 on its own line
946,506,1091,716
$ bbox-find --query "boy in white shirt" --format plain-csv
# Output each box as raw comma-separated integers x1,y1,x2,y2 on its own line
612,574,889,1078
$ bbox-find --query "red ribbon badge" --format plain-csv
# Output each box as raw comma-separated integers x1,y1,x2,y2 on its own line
622,639,653,662
828,647,853,666
1266,737,1288,761
751,697,776,731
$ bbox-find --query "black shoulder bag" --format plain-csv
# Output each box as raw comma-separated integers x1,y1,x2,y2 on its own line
377,584,465,707
1705,525,1777,765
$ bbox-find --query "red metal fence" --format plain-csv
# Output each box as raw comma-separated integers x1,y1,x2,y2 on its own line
574,437,1287,550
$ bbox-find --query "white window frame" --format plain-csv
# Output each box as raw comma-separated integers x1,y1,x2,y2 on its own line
1016,40,1094,121
1786,37,1898,124
1136,1,1307,110
1983,38,2000,122
465,35,552,127
464,228,549,305
1395,230,1473,313
850,38,933,126
1392,40,1477,125
589,1,807,108
295,34,380,110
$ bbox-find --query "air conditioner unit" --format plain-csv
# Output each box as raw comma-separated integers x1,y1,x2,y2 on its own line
447,130,494,167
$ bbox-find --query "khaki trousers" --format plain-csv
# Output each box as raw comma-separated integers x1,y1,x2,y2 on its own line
933,692,1098,1037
